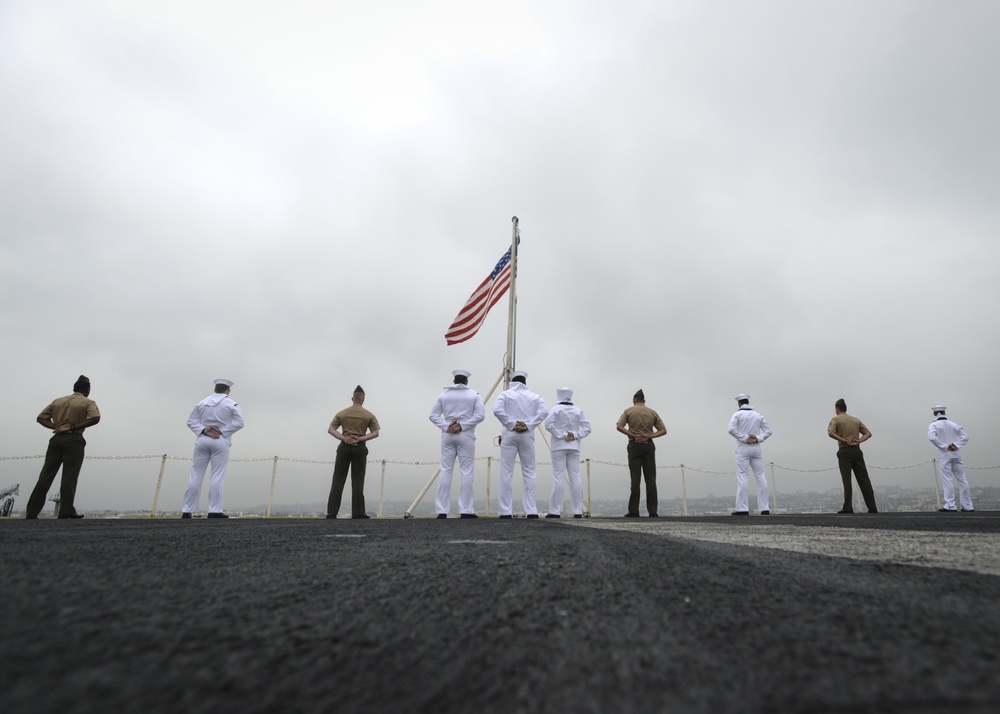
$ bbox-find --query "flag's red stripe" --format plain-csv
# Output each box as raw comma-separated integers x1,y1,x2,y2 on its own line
445,265,512,344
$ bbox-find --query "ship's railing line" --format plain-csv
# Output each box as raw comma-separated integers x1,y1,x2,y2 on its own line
5,454,998,471
2,454,995,518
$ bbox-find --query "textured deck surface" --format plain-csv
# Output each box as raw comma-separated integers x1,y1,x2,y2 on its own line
3,513,999,713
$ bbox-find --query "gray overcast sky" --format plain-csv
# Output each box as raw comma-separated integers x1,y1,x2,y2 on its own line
2,0,998,512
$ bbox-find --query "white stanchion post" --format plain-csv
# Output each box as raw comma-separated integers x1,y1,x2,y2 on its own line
585,458,591,518
267,456,278,518
931,459,941,510
769,462,778,513
680,464,688,516
486,456,492,517
150,454,167,518
378,459,386,518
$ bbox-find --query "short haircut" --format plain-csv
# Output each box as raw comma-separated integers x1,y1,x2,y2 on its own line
737,399,749,406
835,398,847,412
453,375,468,385
512,375,526,384
215,384,230,394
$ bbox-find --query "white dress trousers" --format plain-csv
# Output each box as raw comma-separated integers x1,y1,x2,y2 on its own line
938,455,972,511
549,450,582,517
734,443,769,512
183,435,231,514
499,430,538,516
493,383,548,516
435,432,477,515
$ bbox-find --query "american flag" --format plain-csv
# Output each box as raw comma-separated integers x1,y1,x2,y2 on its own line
444,238,519,345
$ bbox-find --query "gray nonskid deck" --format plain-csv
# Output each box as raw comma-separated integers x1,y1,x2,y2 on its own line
2,514,998,713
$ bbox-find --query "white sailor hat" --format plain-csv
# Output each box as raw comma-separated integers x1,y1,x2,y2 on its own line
735,393,750,401
556,387,573,403
512,371,528,380
214,378,234,387
932,405,947,413
452,369,471,379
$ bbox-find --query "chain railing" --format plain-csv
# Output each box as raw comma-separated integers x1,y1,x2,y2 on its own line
2,454,997,518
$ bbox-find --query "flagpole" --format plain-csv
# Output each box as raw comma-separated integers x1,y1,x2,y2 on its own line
504,216,519,390
410,217,522,518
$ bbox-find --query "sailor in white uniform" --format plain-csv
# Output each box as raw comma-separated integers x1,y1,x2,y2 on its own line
544,387,592,519
183,379,245,518
928,406,973,512
429,369,486,518
728,394,772,516
493,371,548,518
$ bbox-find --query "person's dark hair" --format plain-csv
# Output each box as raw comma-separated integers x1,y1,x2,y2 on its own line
737,399,749,407
512,375,526,384
215,384,230,394
835,398,847,412
933,410,945,416
454,375,468,385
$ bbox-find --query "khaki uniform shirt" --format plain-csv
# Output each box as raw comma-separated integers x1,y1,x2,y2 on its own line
617,404,665,440
38,392,100,433
828,413,869,448
331,404,380,437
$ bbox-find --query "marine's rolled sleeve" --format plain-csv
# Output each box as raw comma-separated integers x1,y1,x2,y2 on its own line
37,401,55,422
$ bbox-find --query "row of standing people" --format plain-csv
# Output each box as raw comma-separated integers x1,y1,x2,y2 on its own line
429,373,976,518
22,374,975,519
724,395,973,515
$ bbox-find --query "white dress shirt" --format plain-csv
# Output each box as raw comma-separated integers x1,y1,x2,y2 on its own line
493,382,548,433
928,417,968,455
187,394,245,444
544,403,592,452
429,384,486,434
728,405,772,447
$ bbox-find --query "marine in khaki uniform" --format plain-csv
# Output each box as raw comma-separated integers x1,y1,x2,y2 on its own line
616,389,666,517
827,398,878,514
327,385,380,519
27,375,101,519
